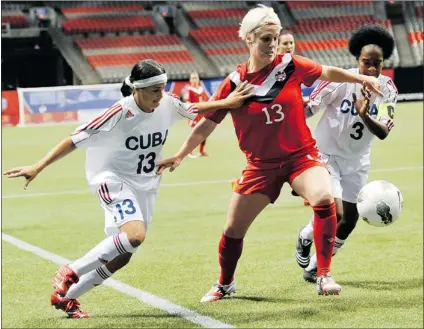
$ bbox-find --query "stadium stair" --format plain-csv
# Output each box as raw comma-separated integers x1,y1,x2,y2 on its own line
53,2,216,82
47,26,101,84
281,1,400,68
392,24,416,67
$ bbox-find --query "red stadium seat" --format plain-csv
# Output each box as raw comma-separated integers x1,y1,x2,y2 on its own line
188,8,247,19
1,13,28,27
86,50,194,67
62,4,144,15
75,35,181,49
62,16,155,33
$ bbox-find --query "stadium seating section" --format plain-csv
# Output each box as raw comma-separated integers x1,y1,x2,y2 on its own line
2,0,422,81
405,1,424,65
56,2,205,81
184,2,250,75
285,1,400,68
1,10,28,28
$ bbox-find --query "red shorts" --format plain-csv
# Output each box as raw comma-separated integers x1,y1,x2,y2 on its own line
233,150,326,204
189,115,203,128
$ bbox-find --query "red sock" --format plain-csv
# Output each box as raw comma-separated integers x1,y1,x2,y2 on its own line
200,140,206,154
218,233,243,285
313,203,337,277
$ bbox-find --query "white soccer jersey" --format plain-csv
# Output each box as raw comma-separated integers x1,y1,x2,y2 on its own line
309,68,398,159
71,93,197,191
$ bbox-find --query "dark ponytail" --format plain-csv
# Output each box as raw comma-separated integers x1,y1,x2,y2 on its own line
120,81,133,97
120,59,166,97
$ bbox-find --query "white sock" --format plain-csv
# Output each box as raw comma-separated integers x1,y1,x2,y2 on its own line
69,233,136,276
300,215,314,241
306,253,317,272
333,236,345,256
306,237,345,273
65,265,112,299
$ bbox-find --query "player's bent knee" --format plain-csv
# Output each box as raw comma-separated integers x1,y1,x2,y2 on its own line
126,231,145,248
129,234,145,247
120,220,146,248
309,191,334,207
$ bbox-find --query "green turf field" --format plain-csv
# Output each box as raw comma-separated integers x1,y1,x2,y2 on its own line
2,101,423,328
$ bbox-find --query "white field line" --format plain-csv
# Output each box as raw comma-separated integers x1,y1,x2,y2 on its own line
1,233,235,328
2,165,422,200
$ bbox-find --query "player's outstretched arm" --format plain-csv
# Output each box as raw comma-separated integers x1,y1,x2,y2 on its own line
353,86,390,140
3,136,76,189
320,65,384,97
156,118,217,174
195,81,254,114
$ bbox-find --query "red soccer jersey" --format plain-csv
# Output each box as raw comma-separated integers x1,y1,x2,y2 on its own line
205,53,322,167
187,86,208,103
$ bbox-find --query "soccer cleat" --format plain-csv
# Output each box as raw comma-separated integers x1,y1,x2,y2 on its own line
316,274,341,296
303,268,317,283
200,281,236,303
303,199,310,206
52,264,79,297
188,153,200,159
231,179,238,191
295,225,313,268
50,293,90,319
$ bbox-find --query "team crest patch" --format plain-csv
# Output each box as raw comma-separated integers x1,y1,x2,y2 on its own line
275,70,286,82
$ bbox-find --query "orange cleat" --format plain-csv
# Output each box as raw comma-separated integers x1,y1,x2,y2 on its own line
303,199,310,206
50,293,90,318
52,264,79,297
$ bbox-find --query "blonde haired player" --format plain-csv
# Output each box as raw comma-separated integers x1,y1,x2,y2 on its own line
295,25,398,282
158,5,384,301
231,30,306,197
3,59,253,318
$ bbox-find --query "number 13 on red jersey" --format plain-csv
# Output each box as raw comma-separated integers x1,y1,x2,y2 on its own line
262,104,285,124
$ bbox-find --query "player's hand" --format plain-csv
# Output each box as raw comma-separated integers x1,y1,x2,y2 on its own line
3,165,40,189
353,86,371,117
156,156,182,175
302,96,309,108
362,76,383,97
225,81,255,109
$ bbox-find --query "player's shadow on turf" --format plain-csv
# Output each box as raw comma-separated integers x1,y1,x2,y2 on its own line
231,296,295,303
96,313,180,319
340,277,422,291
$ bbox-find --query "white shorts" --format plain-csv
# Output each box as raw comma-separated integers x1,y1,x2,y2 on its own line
321,153,370,203
89,173,157,237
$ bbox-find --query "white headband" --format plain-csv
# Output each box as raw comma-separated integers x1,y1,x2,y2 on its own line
125,73,168,89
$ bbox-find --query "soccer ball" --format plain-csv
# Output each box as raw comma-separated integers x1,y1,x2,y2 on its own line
357,180,403,227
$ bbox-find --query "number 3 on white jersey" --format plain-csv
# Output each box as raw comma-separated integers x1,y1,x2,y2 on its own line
262,104,285,125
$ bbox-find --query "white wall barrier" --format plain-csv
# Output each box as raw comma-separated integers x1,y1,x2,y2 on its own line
15,80,423,127
17,83,122,127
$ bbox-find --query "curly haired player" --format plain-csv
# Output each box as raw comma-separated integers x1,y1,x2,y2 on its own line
295,25,398,283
